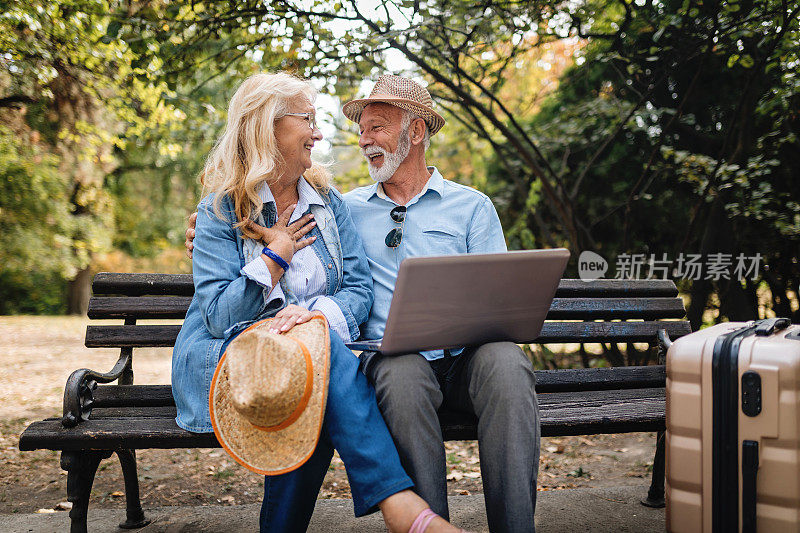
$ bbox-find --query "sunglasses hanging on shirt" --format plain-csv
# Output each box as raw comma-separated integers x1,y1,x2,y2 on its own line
385,206,407,248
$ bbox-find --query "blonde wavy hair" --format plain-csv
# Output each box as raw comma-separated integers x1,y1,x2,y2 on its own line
201,72,330,239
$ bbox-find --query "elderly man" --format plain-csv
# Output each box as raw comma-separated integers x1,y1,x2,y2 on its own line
342,75,539,533
186,75,539,532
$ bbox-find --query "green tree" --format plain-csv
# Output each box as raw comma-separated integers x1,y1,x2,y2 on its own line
516,0,800,326
5,0,796,324
0,1,203,312
120,0,799,324
0,123,73,313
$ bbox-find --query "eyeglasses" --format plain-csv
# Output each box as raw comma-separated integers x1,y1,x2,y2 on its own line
385,206,406,248
284,112,317,131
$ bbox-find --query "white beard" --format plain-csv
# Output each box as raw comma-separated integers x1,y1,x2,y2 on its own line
363,128,411,183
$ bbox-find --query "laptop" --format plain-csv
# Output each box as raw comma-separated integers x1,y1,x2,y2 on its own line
346,248,570,355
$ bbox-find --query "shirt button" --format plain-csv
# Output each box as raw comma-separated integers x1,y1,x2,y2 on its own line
327,263,333,269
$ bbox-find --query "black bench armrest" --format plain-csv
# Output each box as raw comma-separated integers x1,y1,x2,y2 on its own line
62,348,133,428
656,329,673,364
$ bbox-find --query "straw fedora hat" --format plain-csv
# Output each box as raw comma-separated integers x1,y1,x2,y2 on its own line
209,313,330,475
342,74,445,135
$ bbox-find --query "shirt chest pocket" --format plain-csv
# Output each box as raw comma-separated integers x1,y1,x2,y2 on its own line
420,227,467,256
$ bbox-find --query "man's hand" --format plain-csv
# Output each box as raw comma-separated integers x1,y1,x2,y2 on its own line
185,212,197,259
270,304,315,333
246,204,317,266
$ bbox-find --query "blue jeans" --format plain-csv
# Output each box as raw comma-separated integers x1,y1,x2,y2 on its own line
259,331,413,532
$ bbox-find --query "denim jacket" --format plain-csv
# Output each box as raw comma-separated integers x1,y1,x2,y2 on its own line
172,184,373,433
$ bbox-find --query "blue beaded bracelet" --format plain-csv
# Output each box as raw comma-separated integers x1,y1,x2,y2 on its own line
262,247,290,271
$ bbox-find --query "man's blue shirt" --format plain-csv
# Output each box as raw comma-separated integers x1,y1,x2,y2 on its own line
344,166,507,361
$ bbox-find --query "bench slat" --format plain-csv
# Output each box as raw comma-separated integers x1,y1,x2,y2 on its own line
89,367,666,409
87,296,685,321
92,273,679,298
93,385,175,407
19,417,219,450
19,388,665,451
548,298,685,319
534,366,665,392
442,388,666,440
553,279,677,298
538,320,691,343
87,297,193,319
93,273,195,296
91,406,177,418
85,321,691,348
85,325,180,348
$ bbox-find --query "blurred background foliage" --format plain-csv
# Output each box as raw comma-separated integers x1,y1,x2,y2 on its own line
1,0,797,329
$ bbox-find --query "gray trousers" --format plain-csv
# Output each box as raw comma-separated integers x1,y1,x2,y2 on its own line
364,342,540,533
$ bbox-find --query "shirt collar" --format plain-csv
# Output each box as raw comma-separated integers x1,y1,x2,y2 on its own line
371,166,444,204
257,177,326,214
296,176,326,210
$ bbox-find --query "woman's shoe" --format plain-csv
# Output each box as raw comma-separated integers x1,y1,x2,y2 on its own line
408,508,469,533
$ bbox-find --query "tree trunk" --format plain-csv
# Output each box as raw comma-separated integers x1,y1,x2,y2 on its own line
687,280,712,332
718,278,758,322
67,267,91,315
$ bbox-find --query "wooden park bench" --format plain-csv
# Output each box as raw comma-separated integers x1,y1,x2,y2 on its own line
19,273,691,532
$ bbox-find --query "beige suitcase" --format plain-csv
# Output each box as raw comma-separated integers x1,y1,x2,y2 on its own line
666,318,800,532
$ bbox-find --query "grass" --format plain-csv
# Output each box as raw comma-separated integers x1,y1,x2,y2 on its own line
567,467,591,478
213,467,236,480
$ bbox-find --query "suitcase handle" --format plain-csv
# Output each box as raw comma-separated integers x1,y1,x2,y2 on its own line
754,317,791,336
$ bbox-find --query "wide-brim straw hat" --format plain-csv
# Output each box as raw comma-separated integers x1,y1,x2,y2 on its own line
342,74,445,135
209,314,330,475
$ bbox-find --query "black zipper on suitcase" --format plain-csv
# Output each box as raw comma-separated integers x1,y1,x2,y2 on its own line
711,323,759,533
742,440,759,533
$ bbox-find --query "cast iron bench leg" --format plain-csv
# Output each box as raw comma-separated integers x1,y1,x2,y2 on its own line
61,450,112,533
116,449,150,529
641,430,666,508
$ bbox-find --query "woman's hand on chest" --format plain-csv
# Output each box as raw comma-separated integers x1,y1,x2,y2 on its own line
246,204,318,264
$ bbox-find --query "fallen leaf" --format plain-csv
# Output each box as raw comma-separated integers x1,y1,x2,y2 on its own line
36,509,57,514
447,471,463,481
221,496,235,505
459,490,470,495
54,502,72,511
110,491,124,498
578,437,596,446
463,472,481,479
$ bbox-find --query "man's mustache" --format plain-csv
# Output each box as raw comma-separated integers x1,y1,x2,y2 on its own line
362,146,389,162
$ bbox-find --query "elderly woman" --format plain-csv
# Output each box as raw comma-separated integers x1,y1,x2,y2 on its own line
171,73,460,533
